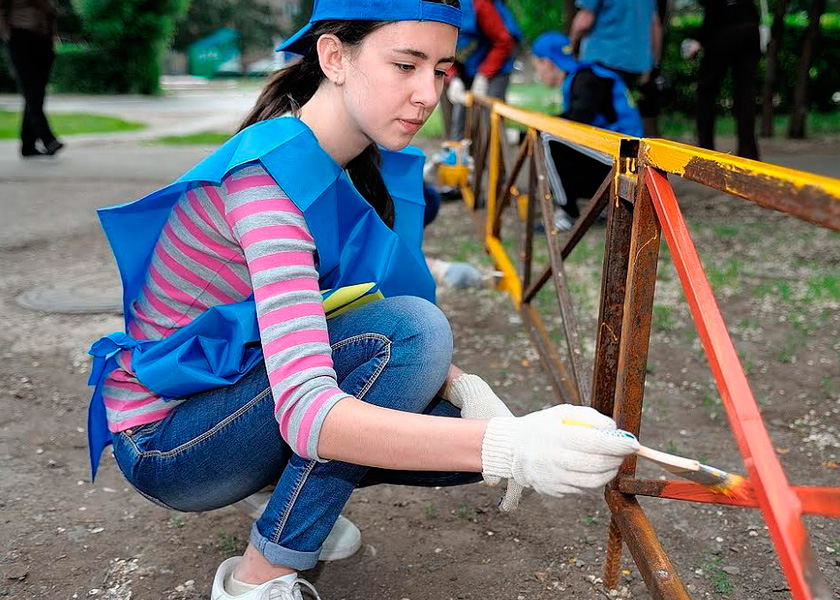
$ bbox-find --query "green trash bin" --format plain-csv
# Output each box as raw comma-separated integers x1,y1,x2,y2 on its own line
187,28,242,79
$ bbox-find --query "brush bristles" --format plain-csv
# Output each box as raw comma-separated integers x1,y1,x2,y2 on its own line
706,473,749,500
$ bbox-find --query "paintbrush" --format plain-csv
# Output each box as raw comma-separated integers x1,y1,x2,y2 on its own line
562,418,748,498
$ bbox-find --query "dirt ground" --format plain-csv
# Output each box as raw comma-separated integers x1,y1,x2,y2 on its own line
1,139,839,600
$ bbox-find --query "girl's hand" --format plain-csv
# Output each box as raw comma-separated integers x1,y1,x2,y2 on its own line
481,405,640,498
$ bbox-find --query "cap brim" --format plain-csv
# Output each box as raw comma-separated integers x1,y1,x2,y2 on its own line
276,21,314,55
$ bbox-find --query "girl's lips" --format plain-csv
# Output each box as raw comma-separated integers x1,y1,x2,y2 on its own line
398,119,424,133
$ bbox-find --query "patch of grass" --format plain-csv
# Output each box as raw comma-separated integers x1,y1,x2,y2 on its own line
0,109,144,139
168,516,185,528
667,440,679,455
805,273,840,302
777,341,797,364
701,556,734,595
701,394,723,421
752,280,793,302
711,224,741,238
217,531,247,554
566,237,605,267
154,131,232,146
454,502,477,521
425,504,439,518
662,110,840,140
704,257,742,292
739,318,760,330
582,514,599,526
417,107,445,139
449,237,485,263
653,305,678,333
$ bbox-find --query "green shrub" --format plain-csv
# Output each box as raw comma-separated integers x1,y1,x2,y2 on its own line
0,51,16,93
68,0,190,94
665,12,840,115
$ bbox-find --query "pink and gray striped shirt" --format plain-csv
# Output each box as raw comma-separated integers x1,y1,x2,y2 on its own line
102,161,350,460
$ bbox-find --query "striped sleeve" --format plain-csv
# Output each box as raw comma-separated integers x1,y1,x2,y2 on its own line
222,161,350,460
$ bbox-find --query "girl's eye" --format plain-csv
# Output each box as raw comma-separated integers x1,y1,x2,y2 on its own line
434,69,447,79
396,63,415,72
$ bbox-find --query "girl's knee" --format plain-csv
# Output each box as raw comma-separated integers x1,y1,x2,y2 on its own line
388,296,452,355
382,296,452,395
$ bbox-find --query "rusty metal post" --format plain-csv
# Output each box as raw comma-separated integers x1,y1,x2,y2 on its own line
605,159,690,595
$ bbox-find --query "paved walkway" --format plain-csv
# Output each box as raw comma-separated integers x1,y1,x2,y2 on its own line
0,80,260,148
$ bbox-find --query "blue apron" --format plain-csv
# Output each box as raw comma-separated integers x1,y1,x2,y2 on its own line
87,116,435,479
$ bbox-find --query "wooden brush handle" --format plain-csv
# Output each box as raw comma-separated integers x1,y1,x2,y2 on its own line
636,445,700,472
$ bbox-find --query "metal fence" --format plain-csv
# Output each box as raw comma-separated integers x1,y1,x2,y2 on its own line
454,95,840,600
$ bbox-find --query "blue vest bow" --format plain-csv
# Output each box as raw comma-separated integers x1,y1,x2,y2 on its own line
87,116,435,478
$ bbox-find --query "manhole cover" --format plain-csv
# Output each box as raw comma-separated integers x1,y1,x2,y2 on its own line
16,272,123,314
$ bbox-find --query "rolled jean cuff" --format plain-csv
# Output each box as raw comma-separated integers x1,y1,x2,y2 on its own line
249,523,321,570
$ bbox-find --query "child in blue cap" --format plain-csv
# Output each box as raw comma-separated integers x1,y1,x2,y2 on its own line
87,3,639,599
531,31,643,229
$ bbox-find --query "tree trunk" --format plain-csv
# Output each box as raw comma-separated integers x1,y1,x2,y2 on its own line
788,0,827,139
562,0,576,34
760,0,790,138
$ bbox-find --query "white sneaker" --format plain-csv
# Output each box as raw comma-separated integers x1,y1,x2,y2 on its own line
234,492,362,562
318,514,362,561
553,209,576,232
211,557,322,600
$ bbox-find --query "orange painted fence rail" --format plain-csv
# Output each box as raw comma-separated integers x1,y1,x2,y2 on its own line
452,94,840,599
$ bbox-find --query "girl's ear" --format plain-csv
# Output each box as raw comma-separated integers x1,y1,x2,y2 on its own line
316,33,347,86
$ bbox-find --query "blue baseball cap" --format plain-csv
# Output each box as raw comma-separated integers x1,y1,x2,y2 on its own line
278,0,463,56
531,32,577,72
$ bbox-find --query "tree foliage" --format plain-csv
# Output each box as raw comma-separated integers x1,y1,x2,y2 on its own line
71,0,190,94
507,0,568,42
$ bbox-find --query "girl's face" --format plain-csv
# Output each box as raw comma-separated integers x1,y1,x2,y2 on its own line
340,20,457,151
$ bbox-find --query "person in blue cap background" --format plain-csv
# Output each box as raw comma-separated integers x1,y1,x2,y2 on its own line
85,2,640,598
531,31,643,230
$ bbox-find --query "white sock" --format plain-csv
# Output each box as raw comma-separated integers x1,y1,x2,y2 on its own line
225,572,257,596
225,571,298,595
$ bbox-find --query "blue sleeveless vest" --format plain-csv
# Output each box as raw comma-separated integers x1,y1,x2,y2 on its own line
563,63,644,138
457,0,522,78
86,116,435,478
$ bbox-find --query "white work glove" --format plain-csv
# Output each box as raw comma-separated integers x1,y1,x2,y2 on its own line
446,76,467,105
447,374,525,511
680,38,702,60
428,258,484,290
482,404,640,498
470,74,490,98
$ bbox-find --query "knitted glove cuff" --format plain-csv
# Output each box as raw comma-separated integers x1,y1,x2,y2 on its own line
481,416,517,480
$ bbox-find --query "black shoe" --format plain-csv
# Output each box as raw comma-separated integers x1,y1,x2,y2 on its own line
44,140,65,156
22,148,47,158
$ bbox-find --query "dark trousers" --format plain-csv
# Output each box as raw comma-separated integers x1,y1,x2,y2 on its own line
549,141,611,219
696,24,760,160
7,28,57,153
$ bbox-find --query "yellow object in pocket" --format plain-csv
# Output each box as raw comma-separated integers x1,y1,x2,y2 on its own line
321,283,384,319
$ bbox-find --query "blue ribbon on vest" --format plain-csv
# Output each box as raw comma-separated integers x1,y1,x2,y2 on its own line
87,116,435,479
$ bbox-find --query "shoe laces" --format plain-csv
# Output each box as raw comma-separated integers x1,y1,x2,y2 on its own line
261,577,322,600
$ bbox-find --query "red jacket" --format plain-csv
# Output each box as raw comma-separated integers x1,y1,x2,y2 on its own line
474,0,516,78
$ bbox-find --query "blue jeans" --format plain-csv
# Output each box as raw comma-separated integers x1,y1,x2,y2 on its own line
111,296,480,570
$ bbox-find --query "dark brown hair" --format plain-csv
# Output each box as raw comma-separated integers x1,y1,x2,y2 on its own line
240,0,460,228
